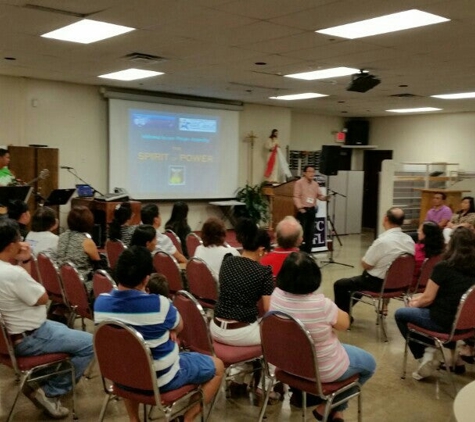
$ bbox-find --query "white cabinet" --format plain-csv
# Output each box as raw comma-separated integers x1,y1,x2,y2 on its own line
327,171,364,235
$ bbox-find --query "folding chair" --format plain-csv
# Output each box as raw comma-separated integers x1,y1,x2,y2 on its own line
186,233,203,258
105,239,126,270
29,254,42,284
93,320,204,422
402,285,475,396
173,290,263,415
92,269,117,298
258,311,362,422
37,252,71,320
0,316,76,422
59,262,93,330
349,253,415,341
408,254,443,297
165,229,184,255
153,250,184,296
186,257,219,309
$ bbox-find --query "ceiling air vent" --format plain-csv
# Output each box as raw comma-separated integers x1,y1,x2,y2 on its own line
124,53,167,65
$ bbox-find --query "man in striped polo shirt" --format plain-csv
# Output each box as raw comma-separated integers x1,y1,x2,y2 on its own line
94,246,223,422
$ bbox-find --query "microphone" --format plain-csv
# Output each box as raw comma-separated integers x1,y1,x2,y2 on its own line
60,166,74,170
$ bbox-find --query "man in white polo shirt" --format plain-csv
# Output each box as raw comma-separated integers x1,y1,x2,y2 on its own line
333,207,415,314
0,219,94,419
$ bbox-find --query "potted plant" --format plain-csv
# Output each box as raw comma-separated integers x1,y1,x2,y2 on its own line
235,182,270,225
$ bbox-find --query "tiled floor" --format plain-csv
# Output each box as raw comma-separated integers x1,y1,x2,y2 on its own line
1,232,470,421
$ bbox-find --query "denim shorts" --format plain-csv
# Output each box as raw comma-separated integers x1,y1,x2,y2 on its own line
160,352,215,392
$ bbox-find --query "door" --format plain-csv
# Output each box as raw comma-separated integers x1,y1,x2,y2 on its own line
362,150,393,230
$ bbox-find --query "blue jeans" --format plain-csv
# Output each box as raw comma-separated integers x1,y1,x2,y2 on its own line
395,307,449,359
14,320,94,397
332,344,376,412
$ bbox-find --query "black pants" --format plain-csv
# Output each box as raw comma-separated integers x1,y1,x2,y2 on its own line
297,207,316,253
333,271,383,313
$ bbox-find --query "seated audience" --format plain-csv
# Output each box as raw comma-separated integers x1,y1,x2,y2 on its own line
108,202,137,247
271,251,376,422
129,224,158,252
140,203,187,264
25,206,59,257
57,206,102,289
425,192,452,229
94,246,224,422
146,272,170,297
443,196,475,242
7,199,30,239
210,218,273,346
0,219,94,419
414,221,445,282
395,227,475,380
194,217,240,279
260,216,302,277
334,207,414,314
165,201,192,258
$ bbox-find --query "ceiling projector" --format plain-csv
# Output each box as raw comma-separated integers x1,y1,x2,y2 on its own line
347,72,381,93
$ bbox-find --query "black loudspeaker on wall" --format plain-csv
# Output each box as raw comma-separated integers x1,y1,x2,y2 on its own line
345,120,369,145
320,145,341,176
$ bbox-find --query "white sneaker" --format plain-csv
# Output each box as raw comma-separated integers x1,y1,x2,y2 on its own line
32,387,69,419
412,347,439,380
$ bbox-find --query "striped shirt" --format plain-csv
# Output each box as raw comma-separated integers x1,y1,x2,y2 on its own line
270,288,349,383
94,289,180,387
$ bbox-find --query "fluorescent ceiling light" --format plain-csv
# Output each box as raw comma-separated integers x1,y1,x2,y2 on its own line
42,19,135,44
431,92,475,99
270,93,327,101
98,69,164,81
285,67,359,81
316,9,449,39
386,107,442,113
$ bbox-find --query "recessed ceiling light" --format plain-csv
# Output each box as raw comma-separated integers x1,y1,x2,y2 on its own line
316,9,449,39
431,92,475,99
42,19,135,44
269,93,328,100
98,69,164,81
386,107,442,113
285,67,360,81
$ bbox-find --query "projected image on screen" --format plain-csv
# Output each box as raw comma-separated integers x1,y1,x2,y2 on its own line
128,109,220,196
109,99,239,200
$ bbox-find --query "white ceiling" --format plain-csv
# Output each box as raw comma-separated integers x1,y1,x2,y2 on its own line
1,0,475,116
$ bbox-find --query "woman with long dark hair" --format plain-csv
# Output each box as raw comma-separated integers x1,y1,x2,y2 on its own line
108,202,136,246
165,201,191,257
414,221,445,281
395,226,475,380
443,196,475,242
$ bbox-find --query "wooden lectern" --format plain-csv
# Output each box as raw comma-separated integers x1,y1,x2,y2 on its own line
262,181,297,230
417,188,470,224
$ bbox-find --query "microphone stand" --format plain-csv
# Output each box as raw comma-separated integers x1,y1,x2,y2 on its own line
64,168,105,197
320,184,354,268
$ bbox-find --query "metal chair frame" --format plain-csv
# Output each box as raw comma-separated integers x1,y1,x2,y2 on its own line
0,316,76,421
258,311,361,422
94,319,204,422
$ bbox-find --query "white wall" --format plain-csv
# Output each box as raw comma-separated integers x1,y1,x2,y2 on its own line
370,113,475,172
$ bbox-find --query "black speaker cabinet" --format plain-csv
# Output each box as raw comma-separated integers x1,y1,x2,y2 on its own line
345,120,369,145
320,145,341,176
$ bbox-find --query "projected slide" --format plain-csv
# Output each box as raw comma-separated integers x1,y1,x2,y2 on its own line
129,109,220,196
109,99,239,200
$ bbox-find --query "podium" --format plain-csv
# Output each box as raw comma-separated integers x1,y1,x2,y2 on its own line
71,198,141,247
262,181,297,230
417,189,469,224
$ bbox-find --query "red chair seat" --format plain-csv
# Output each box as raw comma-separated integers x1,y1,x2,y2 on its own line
407,323,475,342
161,384,200,404
0,352,69,370
212,340,261,367
275,368,359,396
